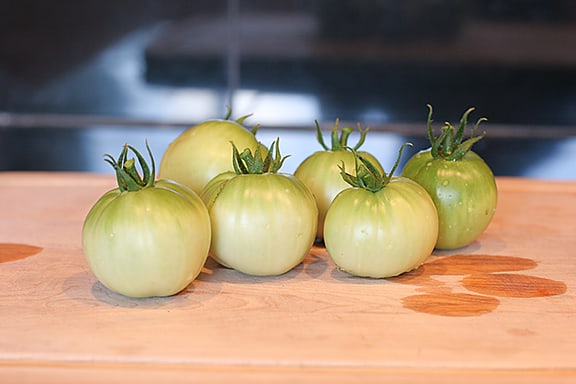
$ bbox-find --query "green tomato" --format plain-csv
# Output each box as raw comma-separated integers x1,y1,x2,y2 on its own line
159,118,261,194
295,151,383,240
294,119,384,240
82,144,211,298
401,105,498,250
324,177,438,278
201,140,318,276
402,150,497,249
202,173,317,276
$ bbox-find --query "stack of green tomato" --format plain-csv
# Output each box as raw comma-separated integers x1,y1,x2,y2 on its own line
82,105,497,298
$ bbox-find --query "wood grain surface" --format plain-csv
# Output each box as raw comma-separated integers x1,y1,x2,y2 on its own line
0,172,575,383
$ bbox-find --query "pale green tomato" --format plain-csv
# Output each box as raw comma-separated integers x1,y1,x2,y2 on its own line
159,119,261,194
402,149,497,249
82,182,211,298
201,172,318,276
295,150,383,240
324,177,438,278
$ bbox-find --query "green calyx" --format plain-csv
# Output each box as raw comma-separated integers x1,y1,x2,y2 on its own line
224,105,260,136
105,141,155,192
340,143,411,193
231,138,289,175
315,119,369,152
427,104,488,161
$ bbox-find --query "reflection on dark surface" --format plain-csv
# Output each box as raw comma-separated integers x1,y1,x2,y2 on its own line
1,0,576,178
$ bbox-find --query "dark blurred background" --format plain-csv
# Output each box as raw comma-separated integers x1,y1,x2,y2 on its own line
1,0,576,178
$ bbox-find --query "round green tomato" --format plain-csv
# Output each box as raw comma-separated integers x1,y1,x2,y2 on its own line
402,150,497,250
324,177,438,278
294,151,383,240
159,119,261,194
82,181,211,298
201,172,317,276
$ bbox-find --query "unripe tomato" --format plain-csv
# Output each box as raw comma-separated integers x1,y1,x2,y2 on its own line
82,143,211,298
294,120,384,240
402,151,497,249
325,178,438,278
323,144,438,278
402,105,497,250
159,112,262,194
201,140,318,276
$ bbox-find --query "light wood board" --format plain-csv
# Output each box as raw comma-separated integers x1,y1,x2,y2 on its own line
1,172,575,383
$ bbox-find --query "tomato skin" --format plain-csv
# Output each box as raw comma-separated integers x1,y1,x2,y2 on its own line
201,173,318,276
159,120,261,194
294,151,383,240
82,182,211,298
402,149,497,250
324,177,438,278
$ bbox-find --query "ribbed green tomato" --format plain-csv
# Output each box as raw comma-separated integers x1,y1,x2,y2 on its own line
324,178,438,278
159,114,261,194
294,120,383,240
201,140,317,276
402,150,497,249
401,105,497,250
82,144,211,298
325,177,438,278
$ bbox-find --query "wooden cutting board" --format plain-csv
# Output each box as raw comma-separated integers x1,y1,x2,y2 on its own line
0,172,575,383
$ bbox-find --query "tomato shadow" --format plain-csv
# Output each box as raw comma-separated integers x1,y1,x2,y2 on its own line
207,262,305,284
302,246,331,279
62,268,223,309
318,245,426,285
329,265,399,285
387,263,444,287
93,267,223,309
206,247,331,284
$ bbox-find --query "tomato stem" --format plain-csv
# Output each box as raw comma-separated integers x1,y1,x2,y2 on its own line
104,141,156,192
231,138,289,174
315,120,329,150
337,126,353,150
426,104,487,161
315,119,371,152
224,105,261,136
339,143,411,192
